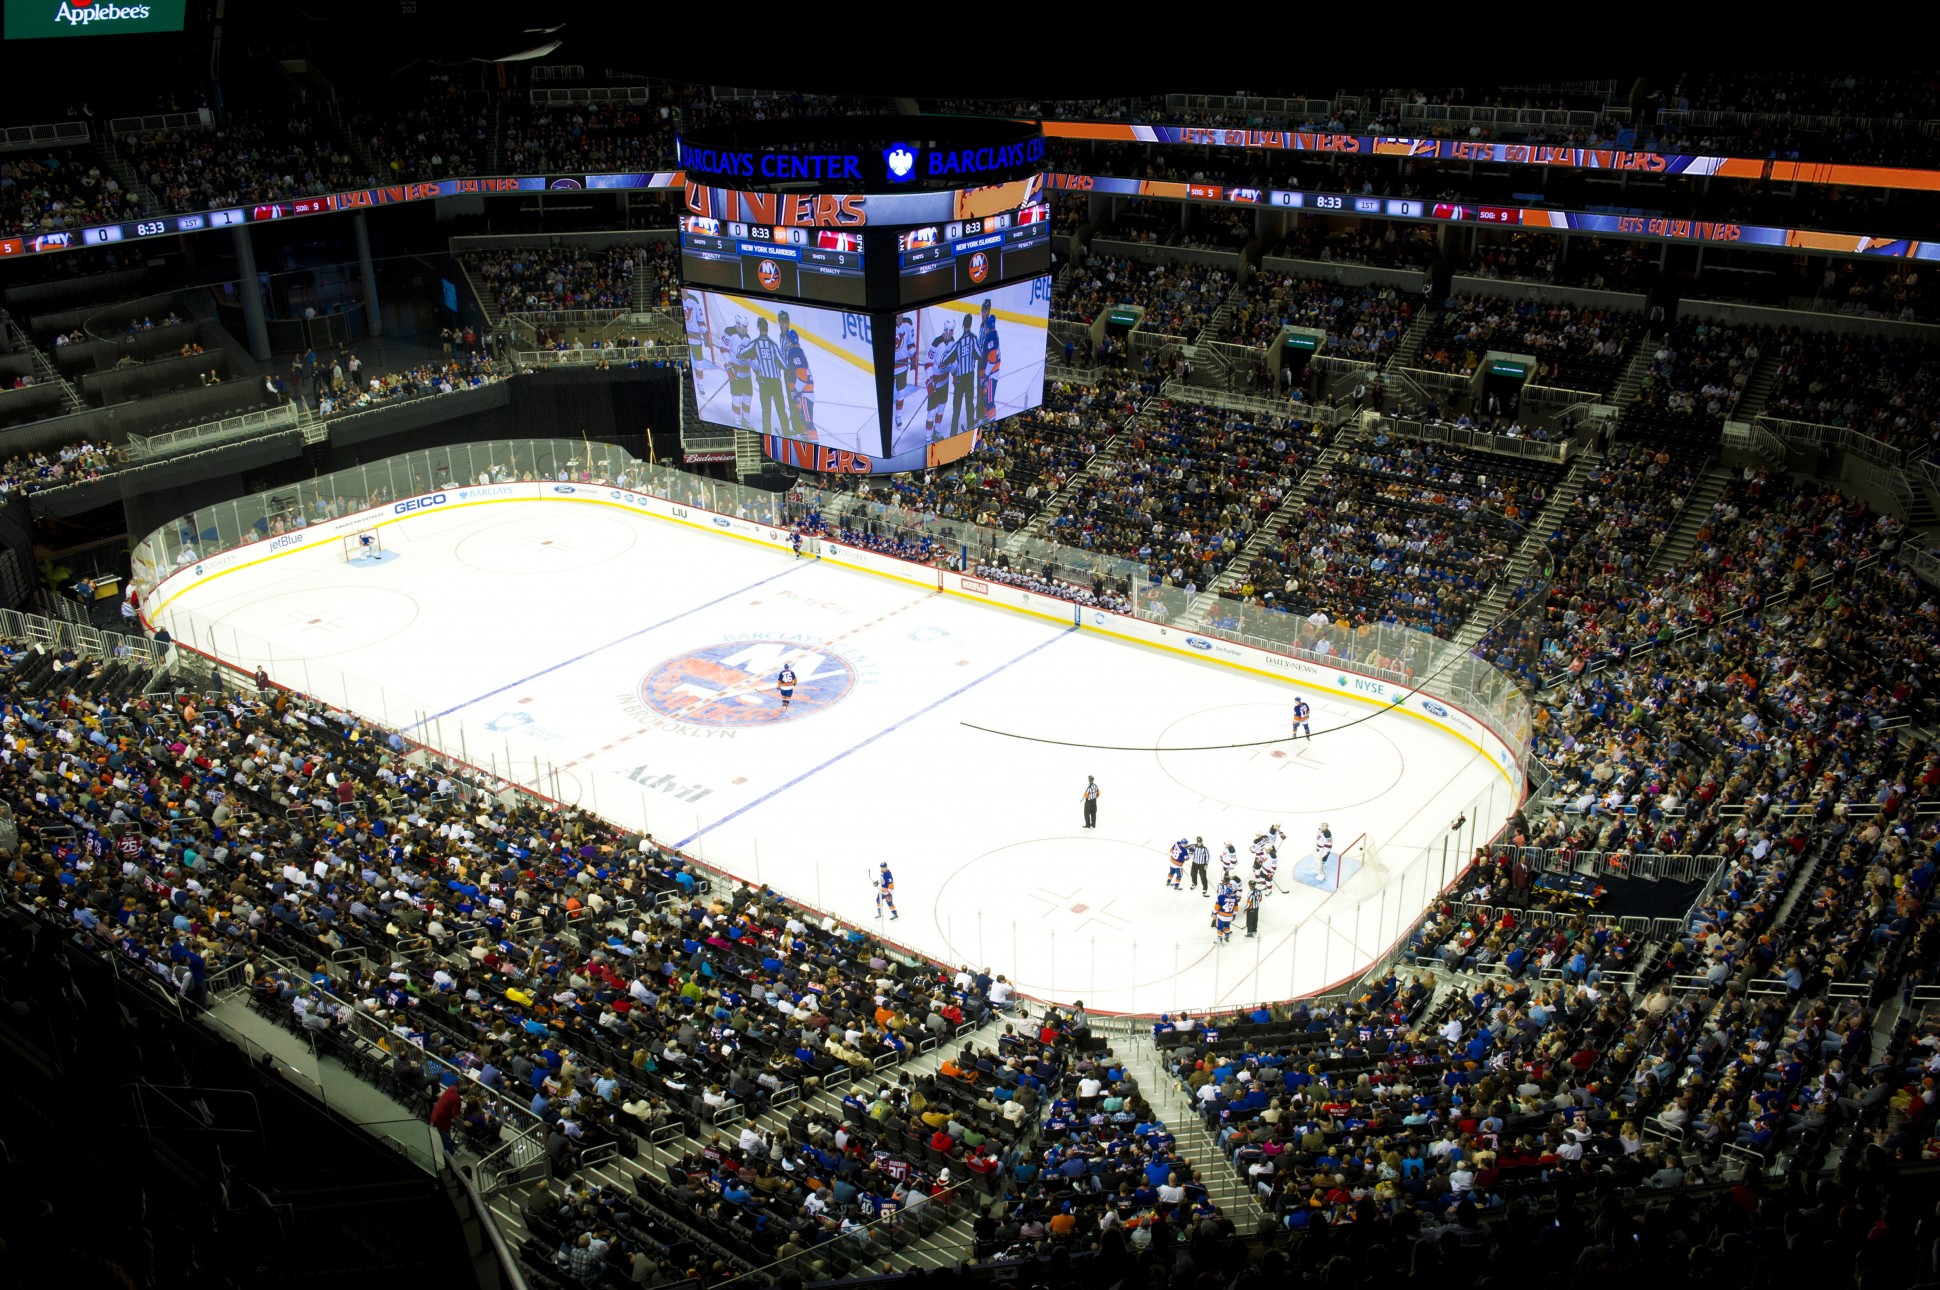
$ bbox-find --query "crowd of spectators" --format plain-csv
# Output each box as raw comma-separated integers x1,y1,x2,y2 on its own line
1631,320,1767,425
1274,223,1439,272
0,439,117,496
352,76,490,184
1056,255,1234,336
463,246,649,315
0,147,144,236
1227,432,1548,634
1800,260,1937,325
120,116,365,211
859,375,1149,533
315,353,508,419
1042,403,1325,590
1223,275,1413,361
1763,330,1940,456
1481,439,1714,687
499,103,666,175
1415,298,1640,393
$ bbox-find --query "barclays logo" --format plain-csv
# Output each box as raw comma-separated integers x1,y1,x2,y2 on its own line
1421,700,1450,718
1186,637,1213,651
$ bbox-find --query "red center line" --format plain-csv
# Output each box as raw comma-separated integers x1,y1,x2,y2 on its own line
555,589,939,773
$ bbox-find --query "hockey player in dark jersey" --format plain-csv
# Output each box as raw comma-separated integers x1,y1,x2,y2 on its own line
783,328,815,439
977,298,1001,422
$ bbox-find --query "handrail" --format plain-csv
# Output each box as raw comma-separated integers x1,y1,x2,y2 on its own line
447,1159,532,1290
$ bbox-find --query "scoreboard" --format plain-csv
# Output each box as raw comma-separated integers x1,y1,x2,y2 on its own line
897,202,1052,303
679,217,866,306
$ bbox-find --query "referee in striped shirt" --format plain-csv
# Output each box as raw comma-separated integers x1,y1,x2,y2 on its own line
947,323,981,437
738,318,793,438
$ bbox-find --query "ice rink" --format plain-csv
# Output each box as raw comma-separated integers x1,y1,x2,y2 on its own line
153,498,1517,1013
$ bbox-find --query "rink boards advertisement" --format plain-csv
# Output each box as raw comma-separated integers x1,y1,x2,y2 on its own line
142,480,1525,788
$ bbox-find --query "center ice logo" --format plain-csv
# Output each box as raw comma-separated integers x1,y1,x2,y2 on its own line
638,639,856,727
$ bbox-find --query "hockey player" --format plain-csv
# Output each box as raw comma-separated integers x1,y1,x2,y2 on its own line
977,297,1001,422
783,328,816,439
790,528,804,559
1219,843,1240,887
720,317,754,425
776,662,798,711
1212,879,1238,945
924,320,955,442
1166,838,1189,890
876,862,898,920
1292,696,1312,741
893,312,918,425
1315,823,1335,868
1252,837,1277,881
1188,837,1210,896
1256,846,1280,893
1249,832,1272,870
683,291,708,369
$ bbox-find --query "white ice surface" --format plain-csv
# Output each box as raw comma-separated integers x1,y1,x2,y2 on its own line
158,501,1515,1014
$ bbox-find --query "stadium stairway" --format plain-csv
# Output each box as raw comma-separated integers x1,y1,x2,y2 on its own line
1108,1023,1269,1224
18,324,86,413
1645,465,1731,576
94,132,165,219
1453,449,1599,653
1610,342,1658,408
1004,394,1154,549
1733,350,1783,421
1384,309,1437,374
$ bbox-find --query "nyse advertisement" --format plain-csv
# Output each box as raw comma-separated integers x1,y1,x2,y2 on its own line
1043,121,1940,196
5,0,187,37
680,288,882,457
1045,173,1940,261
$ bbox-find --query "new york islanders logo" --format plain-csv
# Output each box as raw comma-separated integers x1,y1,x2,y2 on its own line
638,640,855,727
756,259,782,291
966,251,990,284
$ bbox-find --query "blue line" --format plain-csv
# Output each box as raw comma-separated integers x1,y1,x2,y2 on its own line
407,562,811,731
675,624,1079,850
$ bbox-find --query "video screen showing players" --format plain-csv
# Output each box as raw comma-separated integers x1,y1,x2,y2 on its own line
885,274,1051,462
682,288,882,455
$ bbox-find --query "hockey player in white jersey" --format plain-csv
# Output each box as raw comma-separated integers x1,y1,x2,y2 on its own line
1315,823,1335,864
923,321,956,442
1256,847,1280,894
1219,843,1241,885
894,312,918,424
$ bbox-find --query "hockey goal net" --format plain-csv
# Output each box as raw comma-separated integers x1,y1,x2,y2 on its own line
342,529,383,560
1336,836,1388,896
